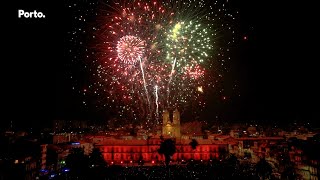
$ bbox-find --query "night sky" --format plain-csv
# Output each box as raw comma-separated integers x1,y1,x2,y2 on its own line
6,0,318,130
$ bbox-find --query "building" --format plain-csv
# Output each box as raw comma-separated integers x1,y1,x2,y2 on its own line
0,137,42,180
93,109,228,165
53,120,88,133
52,133,81,144
96,138,227,164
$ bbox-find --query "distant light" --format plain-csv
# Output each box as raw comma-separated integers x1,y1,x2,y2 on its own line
71,142,80,145
111,161,114,164
197,86,203,93
40,169,48,173
130,160,133,163
243,36,248,40
152,160,155,164
63,168,70,172
121,161,123,164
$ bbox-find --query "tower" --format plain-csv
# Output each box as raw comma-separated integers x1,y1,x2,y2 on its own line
163,110,170,125
173,108,180,125
162,108,181,138
172,108,181,137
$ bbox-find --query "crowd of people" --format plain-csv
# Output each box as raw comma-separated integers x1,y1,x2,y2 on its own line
104,161,262,180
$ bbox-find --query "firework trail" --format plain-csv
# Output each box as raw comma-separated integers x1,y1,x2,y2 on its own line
139,57,150,110
167,57,176,106
155,85,159,124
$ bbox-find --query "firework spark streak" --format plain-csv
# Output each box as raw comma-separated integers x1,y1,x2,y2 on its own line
68,0,237,127
167,57,177,106
155,85,159,124
139,57,150,110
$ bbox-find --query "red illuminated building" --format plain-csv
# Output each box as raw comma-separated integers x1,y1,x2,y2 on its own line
97,138,227,164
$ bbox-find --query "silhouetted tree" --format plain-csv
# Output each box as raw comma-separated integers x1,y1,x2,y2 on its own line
218,147,228,160
189,139,199,150
89,147,107,179
66,148,89,178
222,154,240,178
256,157,273,180
226,154,239,167
158,139,176,166
89,147,107,168
189,139,198,159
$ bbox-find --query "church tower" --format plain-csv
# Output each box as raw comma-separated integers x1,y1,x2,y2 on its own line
173,108,181,137
162,108,181,138
163,110,170,125
173,108,180,125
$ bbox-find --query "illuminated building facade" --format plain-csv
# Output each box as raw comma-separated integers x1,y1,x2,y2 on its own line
95,108,228,164
97,139,227,164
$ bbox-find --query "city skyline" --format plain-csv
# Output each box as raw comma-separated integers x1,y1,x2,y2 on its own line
3,1,319,179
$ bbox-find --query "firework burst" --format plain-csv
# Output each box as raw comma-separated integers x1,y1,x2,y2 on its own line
116,35,146,65
70,0,237,129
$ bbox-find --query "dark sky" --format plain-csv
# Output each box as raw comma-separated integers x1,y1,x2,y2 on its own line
5,0,318,130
